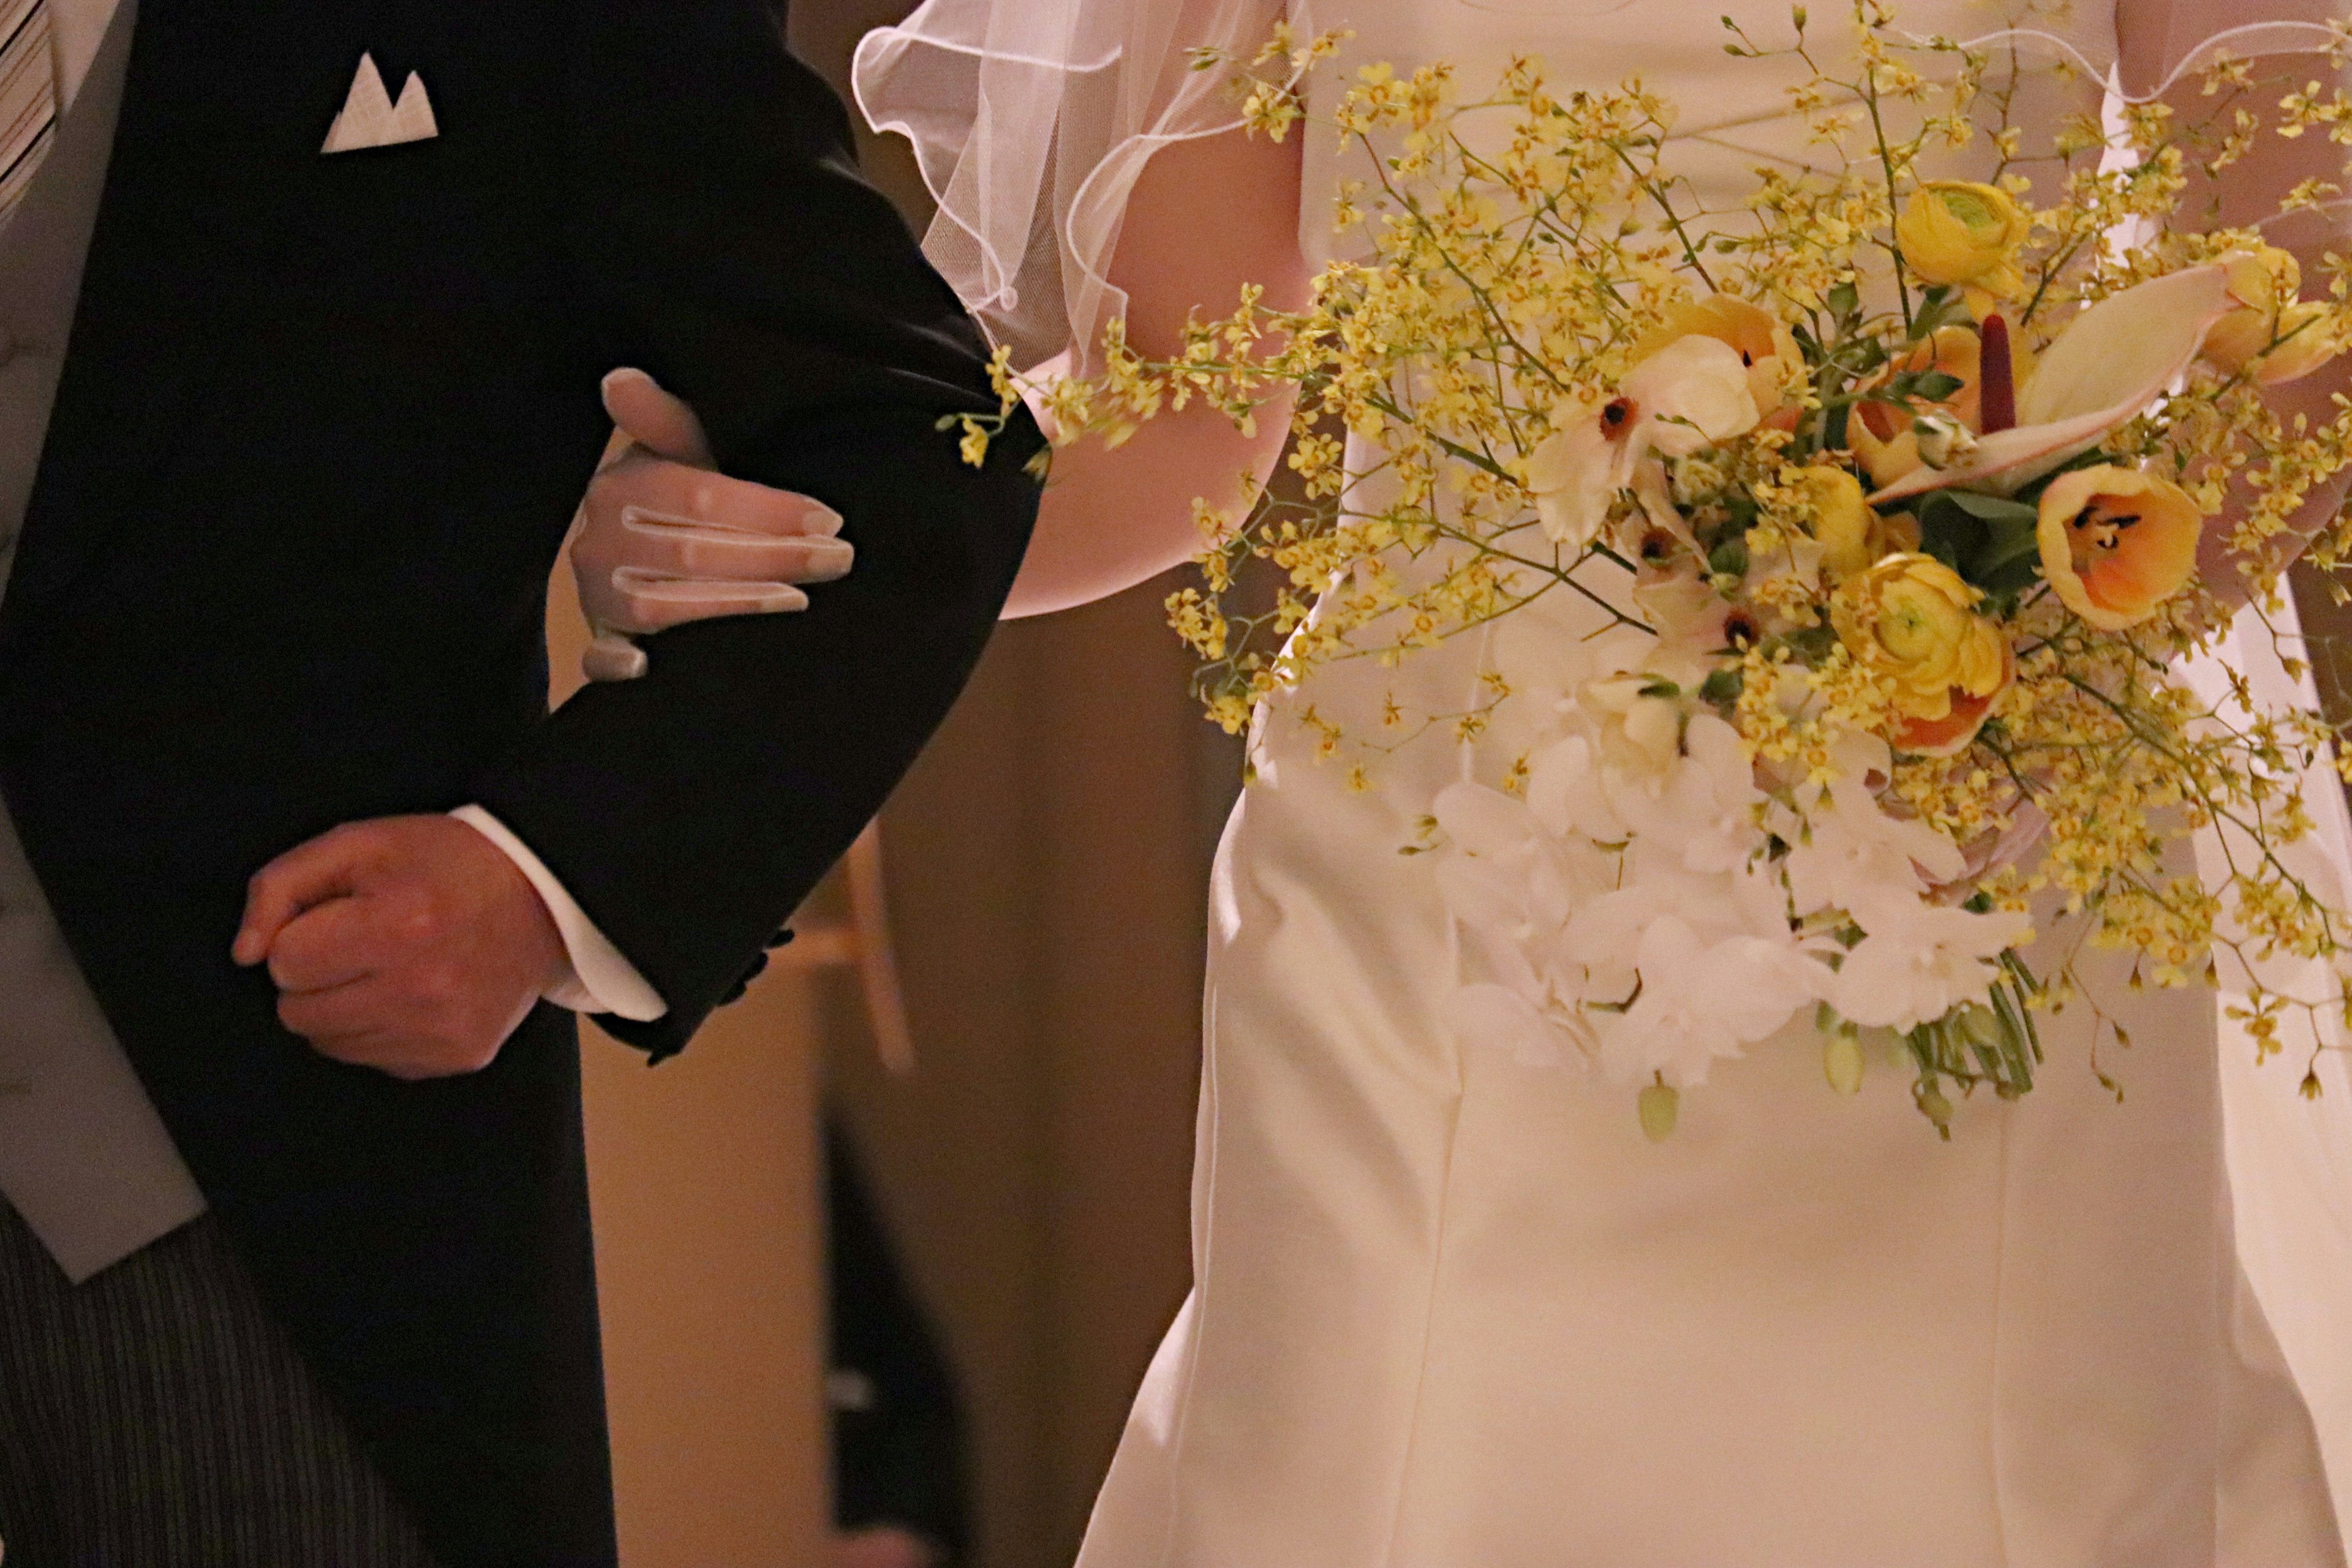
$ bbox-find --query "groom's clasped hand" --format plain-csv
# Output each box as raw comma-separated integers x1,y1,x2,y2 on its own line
232,815,571,1081
230,368,855,1080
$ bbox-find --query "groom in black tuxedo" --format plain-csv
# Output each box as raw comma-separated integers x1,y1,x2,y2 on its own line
0,0,1039,1562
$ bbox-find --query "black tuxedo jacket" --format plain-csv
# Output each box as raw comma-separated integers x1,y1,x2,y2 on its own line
0,1,1040,1562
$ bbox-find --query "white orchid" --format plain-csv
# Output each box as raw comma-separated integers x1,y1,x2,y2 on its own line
1607,712,1766,876
1432,780,1612,942
1831,899,2035,1031
1597,915,1827,1088
1525,336,1763,545
1869,262,2241,505
1777,735,1967,916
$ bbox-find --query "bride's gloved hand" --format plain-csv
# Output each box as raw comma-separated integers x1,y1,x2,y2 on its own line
571,367,854,681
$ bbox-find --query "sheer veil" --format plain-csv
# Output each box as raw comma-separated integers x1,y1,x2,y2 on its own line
852,0,1295,375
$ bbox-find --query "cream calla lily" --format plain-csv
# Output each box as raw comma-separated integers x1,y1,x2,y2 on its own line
1868,262,2242,507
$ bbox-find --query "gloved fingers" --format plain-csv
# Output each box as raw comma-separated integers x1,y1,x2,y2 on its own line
619,508,855,583
581,633,649,684
601,367,715,467
607,567,810,633
591,453,845,540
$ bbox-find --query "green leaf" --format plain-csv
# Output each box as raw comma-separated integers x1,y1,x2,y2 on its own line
1909,370,1965,402
1917,492,1981,575
1937,489,2040,526
1969,514,2045,592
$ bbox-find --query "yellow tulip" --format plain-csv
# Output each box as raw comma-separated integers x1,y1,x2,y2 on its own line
2201,246,2342,385
1635,295,1804,418
2034,466,2204,630
1895,182,2032,303
1831,554,2011,742
1849,326,2034,488
2254,301,2344,385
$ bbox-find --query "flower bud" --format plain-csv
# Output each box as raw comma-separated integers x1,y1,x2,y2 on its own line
1823,1030,1866,1095
1912,410,1977,470
1638,1082,1680,1142
1956,1003,2003,1048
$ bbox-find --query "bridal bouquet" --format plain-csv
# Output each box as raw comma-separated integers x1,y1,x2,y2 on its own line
962,5,2352,1135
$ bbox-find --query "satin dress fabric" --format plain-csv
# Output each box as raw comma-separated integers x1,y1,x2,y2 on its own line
1071,3,2352,1564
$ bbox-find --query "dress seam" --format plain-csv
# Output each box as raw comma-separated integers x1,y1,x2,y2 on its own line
1989,1099,2017,1568
1372,622,1491,1568
1152,975,1224,1568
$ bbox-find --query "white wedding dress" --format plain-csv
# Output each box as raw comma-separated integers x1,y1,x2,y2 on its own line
858,2,2352,1562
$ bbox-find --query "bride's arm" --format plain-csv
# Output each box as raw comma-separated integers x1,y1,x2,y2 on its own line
1001,126,1311,619
2119,0,2352,597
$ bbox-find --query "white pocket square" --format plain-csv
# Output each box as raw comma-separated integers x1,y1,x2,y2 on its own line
322,53,437,154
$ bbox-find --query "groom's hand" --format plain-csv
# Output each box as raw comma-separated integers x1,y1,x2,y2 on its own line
232,816,568,1080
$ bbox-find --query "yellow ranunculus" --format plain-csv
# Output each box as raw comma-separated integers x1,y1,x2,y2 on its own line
1894,636,2015,757
1895,182,2032,303
2035,466,2204,630
1831,553,2010,732
1635,295,1804,418
1792,466,1875,576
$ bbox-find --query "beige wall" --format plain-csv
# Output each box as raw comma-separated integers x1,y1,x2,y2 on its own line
791,5,1226,1564
556,559,832,1568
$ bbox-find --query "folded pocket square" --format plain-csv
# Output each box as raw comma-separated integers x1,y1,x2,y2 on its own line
323,53,437,154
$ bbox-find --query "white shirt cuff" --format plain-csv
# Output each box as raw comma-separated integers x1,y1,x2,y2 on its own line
449,805,669,1022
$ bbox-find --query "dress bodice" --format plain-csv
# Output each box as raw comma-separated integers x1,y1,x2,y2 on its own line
1294,0,2120,267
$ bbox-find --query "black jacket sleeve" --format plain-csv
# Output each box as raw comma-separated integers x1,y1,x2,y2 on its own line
469,0,1042,1058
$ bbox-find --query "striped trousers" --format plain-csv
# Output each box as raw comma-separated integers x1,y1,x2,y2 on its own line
0,1197,439,1567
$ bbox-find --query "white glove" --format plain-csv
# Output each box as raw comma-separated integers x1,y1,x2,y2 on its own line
572,368,854,681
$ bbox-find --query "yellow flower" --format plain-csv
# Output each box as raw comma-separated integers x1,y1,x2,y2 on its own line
1831,553,2010,740
1895,182,2031,303
2035,466,2204,630
1634,295,1804,419
2204,247,2300,366
2250,301,2343,386
1792,465,1875,576
2204,249,2342,385
1849,326,2037,488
